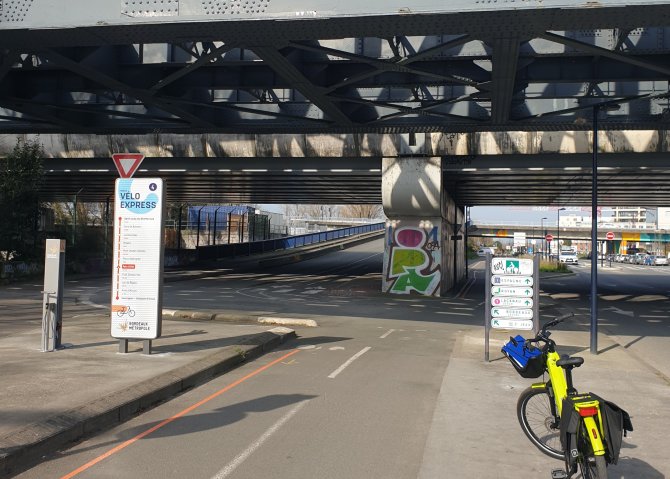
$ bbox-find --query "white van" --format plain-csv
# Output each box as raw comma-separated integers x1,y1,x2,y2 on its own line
477,247,496,257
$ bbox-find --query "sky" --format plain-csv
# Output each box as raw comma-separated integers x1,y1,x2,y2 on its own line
469,206,596,225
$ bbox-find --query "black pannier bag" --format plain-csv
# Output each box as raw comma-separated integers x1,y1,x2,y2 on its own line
559,398,581,474
592,394,633,465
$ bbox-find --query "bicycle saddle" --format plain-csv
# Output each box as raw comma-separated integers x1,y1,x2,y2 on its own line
556,356,584,368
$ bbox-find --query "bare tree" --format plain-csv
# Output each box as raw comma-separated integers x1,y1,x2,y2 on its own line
340,204,384,219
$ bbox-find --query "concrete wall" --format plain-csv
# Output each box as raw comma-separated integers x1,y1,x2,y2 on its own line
2,130,669,158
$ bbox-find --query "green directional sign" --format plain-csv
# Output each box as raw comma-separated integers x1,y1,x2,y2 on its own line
491,275,533,287
491,297,533,308
491,319,533,330
491,307,534,319
491,286,533,297
490,258,533,276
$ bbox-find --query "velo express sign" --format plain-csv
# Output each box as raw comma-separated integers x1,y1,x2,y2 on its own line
111,178,165,339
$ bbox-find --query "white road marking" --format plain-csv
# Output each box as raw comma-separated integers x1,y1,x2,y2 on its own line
211,400,309,479
380,329,395,339
328,347,372,379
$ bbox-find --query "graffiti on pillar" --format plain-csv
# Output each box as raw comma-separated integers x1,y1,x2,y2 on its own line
385,225,441,295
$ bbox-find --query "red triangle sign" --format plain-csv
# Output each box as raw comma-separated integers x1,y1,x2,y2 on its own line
112,153,145,178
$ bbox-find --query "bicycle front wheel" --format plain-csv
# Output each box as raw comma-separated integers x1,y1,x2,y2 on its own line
517,387,563,460
580,454,607,479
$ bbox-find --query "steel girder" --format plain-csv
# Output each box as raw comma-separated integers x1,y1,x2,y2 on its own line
2,4,670,133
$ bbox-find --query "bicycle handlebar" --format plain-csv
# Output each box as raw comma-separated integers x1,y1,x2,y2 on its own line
540,313,574,335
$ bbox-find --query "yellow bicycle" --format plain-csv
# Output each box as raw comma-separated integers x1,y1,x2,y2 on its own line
502,314,632,479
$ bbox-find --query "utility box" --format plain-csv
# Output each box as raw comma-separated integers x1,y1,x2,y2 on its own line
42,239,65,351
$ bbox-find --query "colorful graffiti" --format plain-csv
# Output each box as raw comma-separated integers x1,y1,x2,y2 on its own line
384,224,441,295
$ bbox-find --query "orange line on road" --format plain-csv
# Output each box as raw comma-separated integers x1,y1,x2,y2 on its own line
60,349,300,479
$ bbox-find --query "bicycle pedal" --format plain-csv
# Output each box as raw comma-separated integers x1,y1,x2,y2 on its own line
550,470,568,479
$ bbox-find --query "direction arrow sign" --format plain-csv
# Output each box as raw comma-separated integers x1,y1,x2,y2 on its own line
492,308,534,319
490,258,533,276
491,286,533,297
491,297,533,308
112,153,145,178
491,319,534,330
491,275,533,287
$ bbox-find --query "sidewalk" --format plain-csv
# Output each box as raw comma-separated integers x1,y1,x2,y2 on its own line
419,327,670,478
0,302,296,478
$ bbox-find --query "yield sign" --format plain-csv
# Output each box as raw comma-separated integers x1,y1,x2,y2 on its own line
112,153,145,178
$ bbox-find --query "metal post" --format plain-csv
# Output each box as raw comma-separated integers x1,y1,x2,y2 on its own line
143,340,152,355
119,339,128,353
557,207,565,261
591,105,599,354
177,205,183,258
465,206,470,280
227,212,232,244
540,216,547,259
453,201,459,289
212,206,222,247
104,197,110,260
196,207,203,249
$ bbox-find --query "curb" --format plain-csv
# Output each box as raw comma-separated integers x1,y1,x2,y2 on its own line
163,309,320,328
0,327,296,478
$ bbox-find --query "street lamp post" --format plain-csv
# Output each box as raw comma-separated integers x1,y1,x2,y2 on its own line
541,217,548,260
589,102,620,354
557,208,566,261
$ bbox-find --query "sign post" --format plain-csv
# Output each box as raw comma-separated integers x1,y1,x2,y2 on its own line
485,255,539,361
110,154,165,354
606,231,614,267
545,234,554,258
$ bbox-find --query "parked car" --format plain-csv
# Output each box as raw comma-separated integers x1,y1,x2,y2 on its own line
644,255,668,266
633,253,648,265
477,247,496,257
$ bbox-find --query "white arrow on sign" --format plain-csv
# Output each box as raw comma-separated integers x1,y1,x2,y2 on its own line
491,275,534,287
491,308,534,319
491,286,533,297
491,297,533,308
491,319,534,330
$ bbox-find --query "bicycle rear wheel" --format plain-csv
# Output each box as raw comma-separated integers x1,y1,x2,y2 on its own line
517,387,563,460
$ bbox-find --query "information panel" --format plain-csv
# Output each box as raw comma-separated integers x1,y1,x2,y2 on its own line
111,178,165,339
484,255,540,361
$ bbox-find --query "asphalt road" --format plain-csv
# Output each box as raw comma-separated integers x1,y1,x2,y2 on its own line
7,243,670,478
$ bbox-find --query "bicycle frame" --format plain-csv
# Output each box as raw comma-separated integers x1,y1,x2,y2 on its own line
530,350,606,459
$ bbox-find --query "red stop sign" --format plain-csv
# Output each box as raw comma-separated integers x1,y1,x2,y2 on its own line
606,231,615,240
545,234,554,242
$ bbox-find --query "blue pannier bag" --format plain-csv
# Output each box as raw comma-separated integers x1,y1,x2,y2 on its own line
502,335,545,378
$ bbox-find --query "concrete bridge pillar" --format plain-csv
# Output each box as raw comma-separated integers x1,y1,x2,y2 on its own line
381,157,465,296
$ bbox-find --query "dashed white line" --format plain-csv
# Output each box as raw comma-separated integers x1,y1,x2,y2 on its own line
380,329,395,339
328,347,372,379
211,400,309,479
